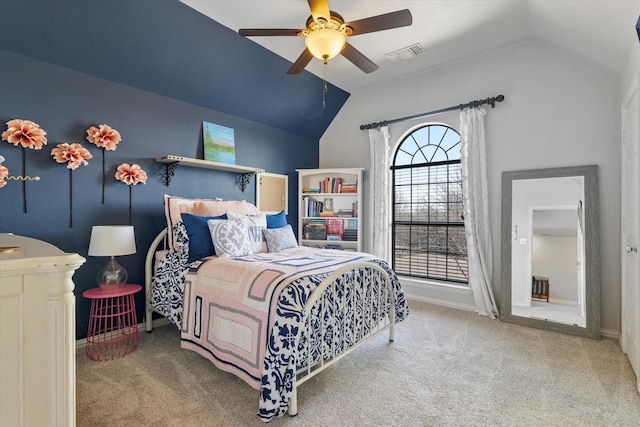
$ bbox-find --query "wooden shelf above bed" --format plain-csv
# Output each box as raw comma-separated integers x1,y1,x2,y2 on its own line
155,155,265,190
156,155,265,174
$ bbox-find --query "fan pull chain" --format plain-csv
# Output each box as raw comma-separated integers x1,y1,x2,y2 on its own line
322,57,328,108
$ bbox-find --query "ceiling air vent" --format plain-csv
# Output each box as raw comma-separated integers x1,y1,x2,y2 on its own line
385,43,426,63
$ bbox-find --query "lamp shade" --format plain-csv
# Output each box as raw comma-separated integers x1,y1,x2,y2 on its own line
88,226,136,257
305,29,346,60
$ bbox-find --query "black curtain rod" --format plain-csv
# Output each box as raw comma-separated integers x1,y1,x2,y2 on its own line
359,94,505,130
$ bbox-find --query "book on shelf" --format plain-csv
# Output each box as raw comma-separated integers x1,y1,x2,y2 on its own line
326,218,344,236
332,177,345,193
303,197,327,217
344,218,357,230
324,244,342,250
314,176,358,194
340,183,357,193
336,209,353,217
304,222,326,240
343,227,357,241
326,234,342,241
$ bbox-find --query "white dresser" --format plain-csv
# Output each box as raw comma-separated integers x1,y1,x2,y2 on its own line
0,233,85,427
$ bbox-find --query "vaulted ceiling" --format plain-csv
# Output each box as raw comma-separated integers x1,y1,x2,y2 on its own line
185,0,639,92
1,1,637,141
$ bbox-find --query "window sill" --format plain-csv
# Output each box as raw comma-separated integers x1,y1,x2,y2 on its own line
398,275,475,311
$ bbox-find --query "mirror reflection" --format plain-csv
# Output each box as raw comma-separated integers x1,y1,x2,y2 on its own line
510,177,585,327
501,165,600,339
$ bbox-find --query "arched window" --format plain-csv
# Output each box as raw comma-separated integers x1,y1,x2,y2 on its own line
392,124,468,284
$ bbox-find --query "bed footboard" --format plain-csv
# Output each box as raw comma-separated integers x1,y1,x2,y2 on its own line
289,262,396,416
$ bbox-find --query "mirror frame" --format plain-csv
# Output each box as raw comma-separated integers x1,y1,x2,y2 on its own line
500,165,601,339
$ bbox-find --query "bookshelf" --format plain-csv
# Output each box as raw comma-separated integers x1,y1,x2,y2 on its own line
296,168,363,251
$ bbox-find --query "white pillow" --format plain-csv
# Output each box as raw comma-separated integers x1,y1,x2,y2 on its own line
207,219,252,258
226,211,268,254
263,225,298,253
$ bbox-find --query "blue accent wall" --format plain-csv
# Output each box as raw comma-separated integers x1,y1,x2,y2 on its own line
0,0,349,140
0,0,348,339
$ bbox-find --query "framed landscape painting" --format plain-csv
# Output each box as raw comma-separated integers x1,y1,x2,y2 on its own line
203,121,236,164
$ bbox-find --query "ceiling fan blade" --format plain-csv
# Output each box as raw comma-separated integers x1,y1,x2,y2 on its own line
345,9,412,36
287,48,314,74
341,42,378,73
308,0,331,23
239,28,302,37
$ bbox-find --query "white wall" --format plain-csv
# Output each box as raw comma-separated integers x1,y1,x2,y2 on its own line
320,41,621,333
532,234,579,302
622,39,640,99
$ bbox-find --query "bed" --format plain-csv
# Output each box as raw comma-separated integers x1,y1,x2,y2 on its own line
145,195,409,422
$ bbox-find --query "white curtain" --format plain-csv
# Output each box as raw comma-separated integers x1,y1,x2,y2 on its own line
368,126,391,262
460,108,499,318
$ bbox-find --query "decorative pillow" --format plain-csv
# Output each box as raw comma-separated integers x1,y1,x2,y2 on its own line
208,219,252,258
266,210,288,229
226,211,268,254
263,224,298,253
164,195,258,252
182,213,227,263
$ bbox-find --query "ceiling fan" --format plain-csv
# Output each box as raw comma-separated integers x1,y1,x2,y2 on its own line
238,0,413,75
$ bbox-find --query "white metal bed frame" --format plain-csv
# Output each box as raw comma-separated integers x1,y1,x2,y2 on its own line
144,227,397,416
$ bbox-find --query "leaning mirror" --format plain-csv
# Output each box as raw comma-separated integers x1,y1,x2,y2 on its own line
501,165,600,339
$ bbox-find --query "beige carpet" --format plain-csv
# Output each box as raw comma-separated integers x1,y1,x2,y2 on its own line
76,301,640,426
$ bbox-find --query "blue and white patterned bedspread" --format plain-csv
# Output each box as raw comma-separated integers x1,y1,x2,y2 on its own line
151,223,409,422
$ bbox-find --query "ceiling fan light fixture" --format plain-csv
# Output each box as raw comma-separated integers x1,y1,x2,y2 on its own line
305,29,346,61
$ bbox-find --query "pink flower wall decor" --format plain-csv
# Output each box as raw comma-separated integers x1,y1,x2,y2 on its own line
51,143,92,228
51,143,92,170
86,124,121,150
115,163,147,185
115,163,147,224
86,124,122,204
2,119,48,212
2,119,48,150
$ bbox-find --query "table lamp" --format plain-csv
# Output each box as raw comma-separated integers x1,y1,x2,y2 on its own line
88,225,136,290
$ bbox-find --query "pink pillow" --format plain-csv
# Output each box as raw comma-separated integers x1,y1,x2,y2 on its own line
163,195,258,252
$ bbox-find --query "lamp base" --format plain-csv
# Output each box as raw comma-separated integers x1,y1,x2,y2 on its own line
97,256,128,290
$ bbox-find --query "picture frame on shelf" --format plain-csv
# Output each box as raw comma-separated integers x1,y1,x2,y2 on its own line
203,121,236,165
323,197,333,213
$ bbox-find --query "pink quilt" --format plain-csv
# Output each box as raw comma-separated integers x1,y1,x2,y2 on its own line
179,247,376,388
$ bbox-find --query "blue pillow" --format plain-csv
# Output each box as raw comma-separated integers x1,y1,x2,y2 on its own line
266,210,287,229
182,213,227,263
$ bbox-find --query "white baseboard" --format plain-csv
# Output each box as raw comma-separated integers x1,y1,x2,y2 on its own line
600,328,618,340
401,277,620,341
406,294,477,312
75,317,172,350
548,298,579,306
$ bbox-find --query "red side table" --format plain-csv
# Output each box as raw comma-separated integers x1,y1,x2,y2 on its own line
83,284,141,361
